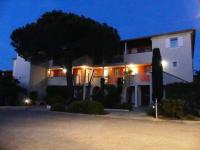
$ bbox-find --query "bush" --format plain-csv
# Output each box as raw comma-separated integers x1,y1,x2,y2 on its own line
160,99,185,118
51,103,66,112
46,96,66,106
67,101,104,114
93,85,122,108
165,83,200,116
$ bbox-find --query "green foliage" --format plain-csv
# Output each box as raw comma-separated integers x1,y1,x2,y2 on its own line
51,103,66,112
93,85,122,108
0,76,23,106
46,95,66,106
11,10,121,101
152,48,163,102
166,83,200,116
67,101,105,114
11,10,120,63
160,99,185,118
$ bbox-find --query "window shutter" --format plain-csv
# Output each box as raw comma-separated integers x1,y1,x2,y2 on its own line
178,37,184,47
165,39,170,48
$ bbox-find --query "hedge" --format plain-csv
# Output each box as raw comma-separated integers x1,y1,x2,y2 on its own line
67,101,105,114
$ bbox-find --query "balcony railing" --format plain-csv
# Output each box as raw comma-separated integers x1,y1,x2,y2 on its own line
124,51,152,64
125,74,150,86
48,77,67,86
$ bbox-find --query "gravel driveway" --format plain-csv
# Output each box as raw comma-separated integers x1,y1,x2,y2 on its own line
0,107,200,150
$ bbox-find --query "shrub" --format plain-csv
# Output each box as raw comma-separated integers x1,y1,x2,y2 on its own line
51,103,66,112
46,96,66,106
67,101,104,114
160,99,185,118
165,83,200,116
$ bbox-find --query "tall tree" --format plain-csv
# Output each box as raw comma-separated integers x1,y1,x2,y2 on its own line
11,10,120,102
152,48,163,102
0,75,22,106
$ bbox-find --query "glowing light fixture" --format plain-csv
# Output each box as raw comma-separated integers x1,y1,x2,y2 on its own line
82,65,87,69
104,68,109,77
47,70,51,75
24,98,31,105
161,60,168,68
128,64,138,75
63,68,67,73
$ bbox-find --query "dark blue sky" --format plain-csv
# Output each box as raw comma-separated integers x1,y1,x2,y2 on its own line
0,0,200,70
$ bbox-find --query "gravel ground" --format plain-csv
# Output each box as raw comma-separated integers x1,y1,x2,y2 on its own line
0,107,200,150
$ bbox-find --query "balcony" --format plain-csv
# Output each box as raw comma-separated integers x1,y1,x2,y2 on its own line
124,51,152,64
125,74,150,86
48,77,67,86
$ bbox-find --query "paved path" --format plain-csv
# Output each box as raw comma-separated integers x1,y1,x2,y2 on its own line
0,107,200,150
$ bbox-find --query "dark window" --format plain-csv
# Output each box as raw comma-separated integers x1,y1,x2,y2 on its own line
172,61,178,68
170,37,178,48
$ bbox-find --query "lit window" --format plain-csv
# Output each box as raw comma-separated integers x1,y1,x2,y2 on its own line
170,37,178,48
172,61,178,68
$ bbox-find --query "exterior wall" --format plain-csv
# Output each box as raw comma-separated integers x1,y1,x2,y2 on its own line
29,62,48,98
13,55,31,89
48,77,67,86
151,31,194,82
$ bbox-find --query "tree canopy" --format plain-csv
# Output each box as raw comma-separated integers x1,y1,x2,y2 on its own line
11,10,121,64
11,10,121,101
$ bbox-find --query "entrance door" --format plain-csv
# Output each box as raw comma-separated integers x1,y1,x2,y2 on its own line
141,85,150,106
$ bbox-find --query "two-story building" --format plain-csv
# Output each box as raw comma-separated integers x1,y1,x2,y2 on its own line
13,29,195,107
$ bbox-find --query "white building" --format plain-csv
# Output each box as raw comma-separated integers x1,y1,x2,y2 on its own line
13,29,196,107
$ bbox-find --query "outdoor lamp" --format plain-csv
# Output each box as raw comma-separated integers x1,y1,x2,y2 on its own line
24,98,31,105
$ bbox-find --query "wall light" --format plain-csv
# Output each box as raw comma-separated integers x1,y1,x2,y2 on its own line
104,68,109,77
63,68,67,73
161,60,168,68
24,98,31,105
128,64,138,75
82,65,87,69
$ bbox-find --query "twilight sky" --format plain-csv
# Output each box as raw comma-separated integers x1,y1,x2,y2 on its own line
0,0,200,70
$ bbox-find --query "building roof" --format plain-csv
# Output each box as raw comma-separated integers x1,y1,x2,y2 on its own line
121,28,196,57
121,29,195,42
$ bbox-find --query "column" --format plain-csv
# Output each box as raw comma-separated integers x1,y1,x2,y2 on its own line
134,85,138,107
124,42,127,56
83,85,86,100
149,73,153,104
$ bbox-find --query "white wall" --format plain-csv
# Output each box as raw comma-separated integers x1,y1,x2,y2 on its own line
13,55,31,89
29,62,48,98
124,52,152,64
151,31,194,82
